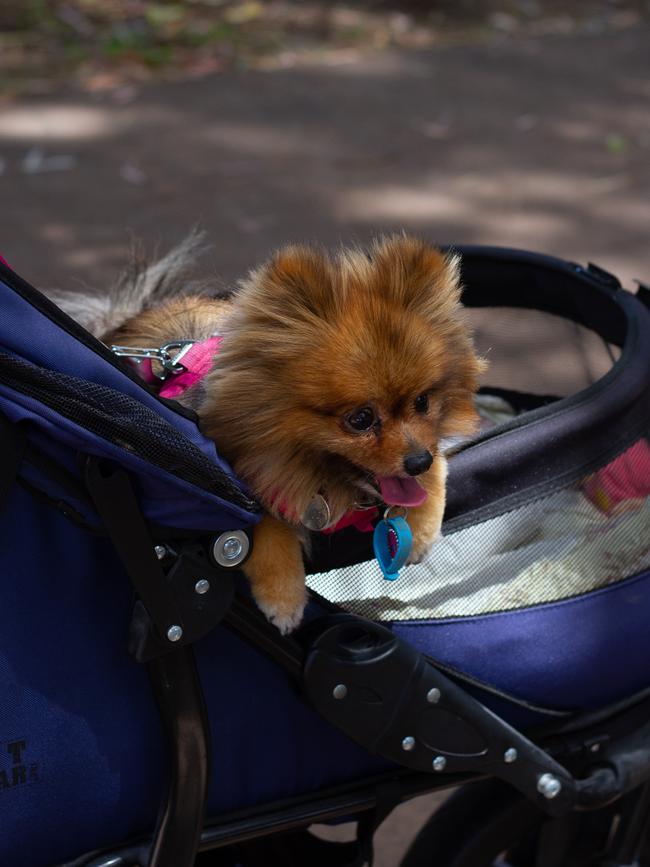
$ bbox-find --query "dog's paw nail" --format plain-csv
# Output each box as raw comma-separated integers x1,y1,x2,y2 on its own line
407,552,426,565
271,612,302,635
256,597,306,635
408,535,439,565
269,604,306,635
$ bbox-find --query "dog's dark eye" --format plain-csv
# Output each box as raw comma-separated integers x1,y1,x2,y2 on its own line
346,406,377,432
414,393,429,414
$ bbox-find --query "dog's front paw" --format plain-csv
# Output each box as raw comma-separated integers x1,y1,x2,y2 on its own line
407,531,440,566
402,454,447,566
244,514,308,634
253,583,307,635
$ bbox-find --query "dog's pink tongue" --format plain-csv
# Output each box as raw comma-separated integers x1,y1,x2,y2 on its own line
377,475,428,507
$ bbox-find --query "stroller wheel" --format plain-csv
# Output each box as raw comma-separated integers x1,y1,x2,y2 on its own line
399,780,543,867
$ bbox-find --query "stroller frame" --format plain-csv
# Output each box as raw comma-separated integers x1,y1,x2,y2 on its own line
0,248,649,867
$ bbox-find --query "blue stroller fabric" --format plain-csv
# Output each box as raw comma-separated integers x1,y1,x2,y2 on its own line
0,483,387,867
0,269,259,532
0,266,387,866
0,254,649,867
394,565,650,711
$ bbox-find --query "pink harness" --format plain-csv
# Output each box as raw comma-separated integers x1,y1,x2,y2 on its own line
129,335,377,534
139,336,223,399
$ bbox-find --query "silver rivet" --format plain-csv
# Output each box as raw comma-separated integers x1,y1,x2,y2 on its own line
504,747,518,764
194,579,210,595
154,545,167,560
427,688,441,704
333,684,348,700
212,531,249,568
432,755,447,772
590,743,600,753
223,537,243,560
401,736,416,752
537,773,562,799
167,625,183,642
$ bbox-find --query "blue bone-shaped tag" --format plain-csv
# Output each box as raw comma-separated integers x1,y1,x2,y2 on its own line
373,515,412,581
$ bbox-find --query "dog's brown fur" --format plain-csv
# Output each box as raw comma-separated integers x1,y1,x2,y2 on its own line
106,235,485,632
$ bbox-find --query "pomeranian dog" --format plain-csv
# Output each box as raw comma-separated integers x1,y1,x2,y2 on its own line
56,234,484,633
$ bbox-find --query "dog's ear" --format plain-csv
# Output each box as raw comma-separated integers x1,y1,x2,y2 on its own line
241,244,337,321
441,352,489,437
365,234,462,322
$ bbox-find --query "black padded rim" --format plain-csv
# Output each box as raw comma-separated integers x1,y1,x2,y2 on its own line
444,247,650,530
2,249,648,531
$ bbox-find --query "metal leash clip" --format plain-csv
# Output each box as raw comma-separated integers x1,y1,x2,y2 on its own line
111,340,196,380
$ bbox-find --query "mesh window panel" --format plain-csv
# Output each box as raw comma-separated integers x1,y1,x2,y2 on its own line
465,307,619,398
308,437,650,621
0,350,259,512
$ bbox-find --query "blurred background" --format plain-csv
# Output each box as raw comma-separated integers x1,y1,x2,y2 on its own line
1,0,649,294
1,2,648,863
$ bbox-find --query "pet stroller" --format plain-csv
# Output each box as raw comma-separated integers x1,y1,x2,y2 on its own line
0,246,649,867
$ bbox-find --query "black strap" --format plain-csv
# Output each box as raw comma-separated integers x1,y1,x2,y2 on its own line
0,413,25,514
84,457,182,643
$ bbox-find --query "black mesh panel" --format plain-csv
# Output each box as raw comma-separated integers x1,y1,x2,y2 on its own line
0,351,259,513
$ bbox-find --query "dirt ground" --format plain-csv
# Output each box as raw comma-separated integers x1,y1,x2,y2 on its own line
1,22,649,293
1,14,649,867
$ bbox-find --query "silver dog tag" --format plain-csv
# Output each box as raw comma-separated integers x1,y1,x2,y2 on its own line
301,494,331,531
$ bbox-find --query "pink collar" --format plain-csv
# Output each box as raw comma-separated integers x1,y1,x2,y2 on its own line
323,507,378,534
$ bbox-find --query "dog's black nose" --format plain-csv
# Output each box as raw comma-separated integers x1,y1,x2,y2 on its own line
403,450,433,476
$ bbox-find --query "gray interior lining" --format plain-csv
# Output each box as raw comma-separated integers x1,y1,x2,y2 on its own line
308,488,650,622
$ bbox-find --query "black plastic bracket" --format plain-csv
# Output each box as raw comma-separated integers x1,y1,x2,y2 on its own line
303,616,577,817
635,280,650,310
84,457,234,661
586,262,622,290
129,543,235,663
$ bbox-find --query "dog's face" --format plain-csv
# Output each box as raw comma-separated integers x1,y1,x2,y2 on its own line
285,287,481,506
200,235,485,519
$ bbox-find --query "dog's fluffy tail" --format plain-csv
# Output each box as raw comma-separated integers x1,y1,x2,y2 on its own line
48,231,209,338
